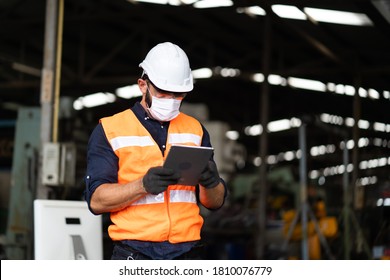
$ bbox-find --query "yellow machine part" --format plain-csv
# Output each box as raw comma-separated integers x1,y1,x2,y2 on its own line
283,209,296,223
308,234,321,260
283,221,315,241
318,216,338,238
314,201,327,219
282,210,338,240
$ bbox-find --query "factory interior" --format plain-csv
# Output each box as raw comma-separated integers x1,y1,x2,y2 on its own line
0,0,389,260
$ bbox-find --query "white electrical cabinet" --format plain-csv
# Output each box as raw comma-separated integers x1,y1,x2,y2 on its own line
42,142,76,187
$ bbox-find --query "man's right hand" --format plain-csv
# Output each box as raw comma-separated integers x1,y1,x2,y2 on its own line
142,166,181,195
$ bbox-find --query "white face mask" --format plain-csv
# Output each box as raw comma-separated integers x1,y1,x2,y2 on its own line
147,95,182,122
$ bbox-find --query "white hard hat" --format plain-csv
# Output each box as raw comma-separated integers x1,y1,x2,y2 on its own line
139,42,193,92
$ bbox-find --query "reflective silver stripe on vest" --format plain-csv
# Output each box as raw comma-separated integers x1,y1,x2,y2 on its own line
170,190,197,204
110,136,154,151
168,133,201,146
132,193,165,205
131,190,196,205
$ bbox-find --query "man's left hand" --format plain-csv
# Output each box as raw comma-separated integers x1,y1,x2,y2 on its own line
199,161,220,189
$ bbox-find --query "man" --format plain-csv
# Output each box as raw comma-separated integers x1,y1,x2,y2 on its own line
85,42,227,260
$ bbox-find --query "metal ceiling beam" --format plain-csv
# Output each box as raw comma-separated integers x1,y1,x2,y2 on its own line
84,33,137,81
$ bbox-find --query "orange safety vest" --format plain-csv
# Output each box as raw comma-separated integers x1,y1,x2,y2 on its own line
100,109,204,243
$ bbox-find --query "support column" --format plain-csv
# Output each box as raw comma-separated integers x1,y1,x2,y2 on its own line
299,123,309,260
256,11,271,259
342,139,351,259
37,0,64,199
352,76,362,209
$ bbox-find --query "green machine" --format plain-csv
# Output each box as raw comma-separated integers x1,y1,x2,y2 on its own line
5,107,40,259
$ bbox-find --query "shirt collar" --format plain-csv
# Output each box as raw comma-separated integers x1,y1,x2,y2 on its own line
132,102,149,119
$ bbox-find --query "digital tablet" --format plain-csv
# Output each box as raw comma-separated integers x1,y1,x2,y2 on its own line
163,145,214,186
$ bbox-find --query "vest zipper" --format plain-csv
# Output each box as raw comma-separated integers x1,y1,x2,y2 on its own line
165,188,171,241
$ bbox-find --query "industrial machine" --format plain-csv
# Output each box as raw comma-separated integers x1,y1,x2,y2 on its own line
4,107,78,259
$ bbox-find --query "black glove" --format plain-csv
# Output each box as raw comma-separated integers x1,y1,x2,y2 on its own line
143,166,181,195
199,161,220,189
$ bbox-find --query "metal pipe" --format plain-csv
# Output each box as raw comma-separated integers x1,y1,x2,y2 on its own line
52,0,64,143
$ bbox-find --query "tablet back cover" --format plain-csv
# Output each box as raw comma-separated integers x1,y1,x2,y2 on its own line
164,145,214,186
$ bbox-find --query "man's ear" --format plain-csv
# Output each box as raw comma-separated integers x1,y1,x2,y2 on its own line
137,78,147,94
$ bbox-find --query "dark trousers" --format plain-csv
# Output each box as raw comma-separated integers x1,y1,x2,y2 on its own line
111,242,204,260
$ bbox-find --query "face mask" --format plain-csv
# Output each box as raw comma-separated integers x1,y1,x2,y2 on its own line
147,95,182,122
